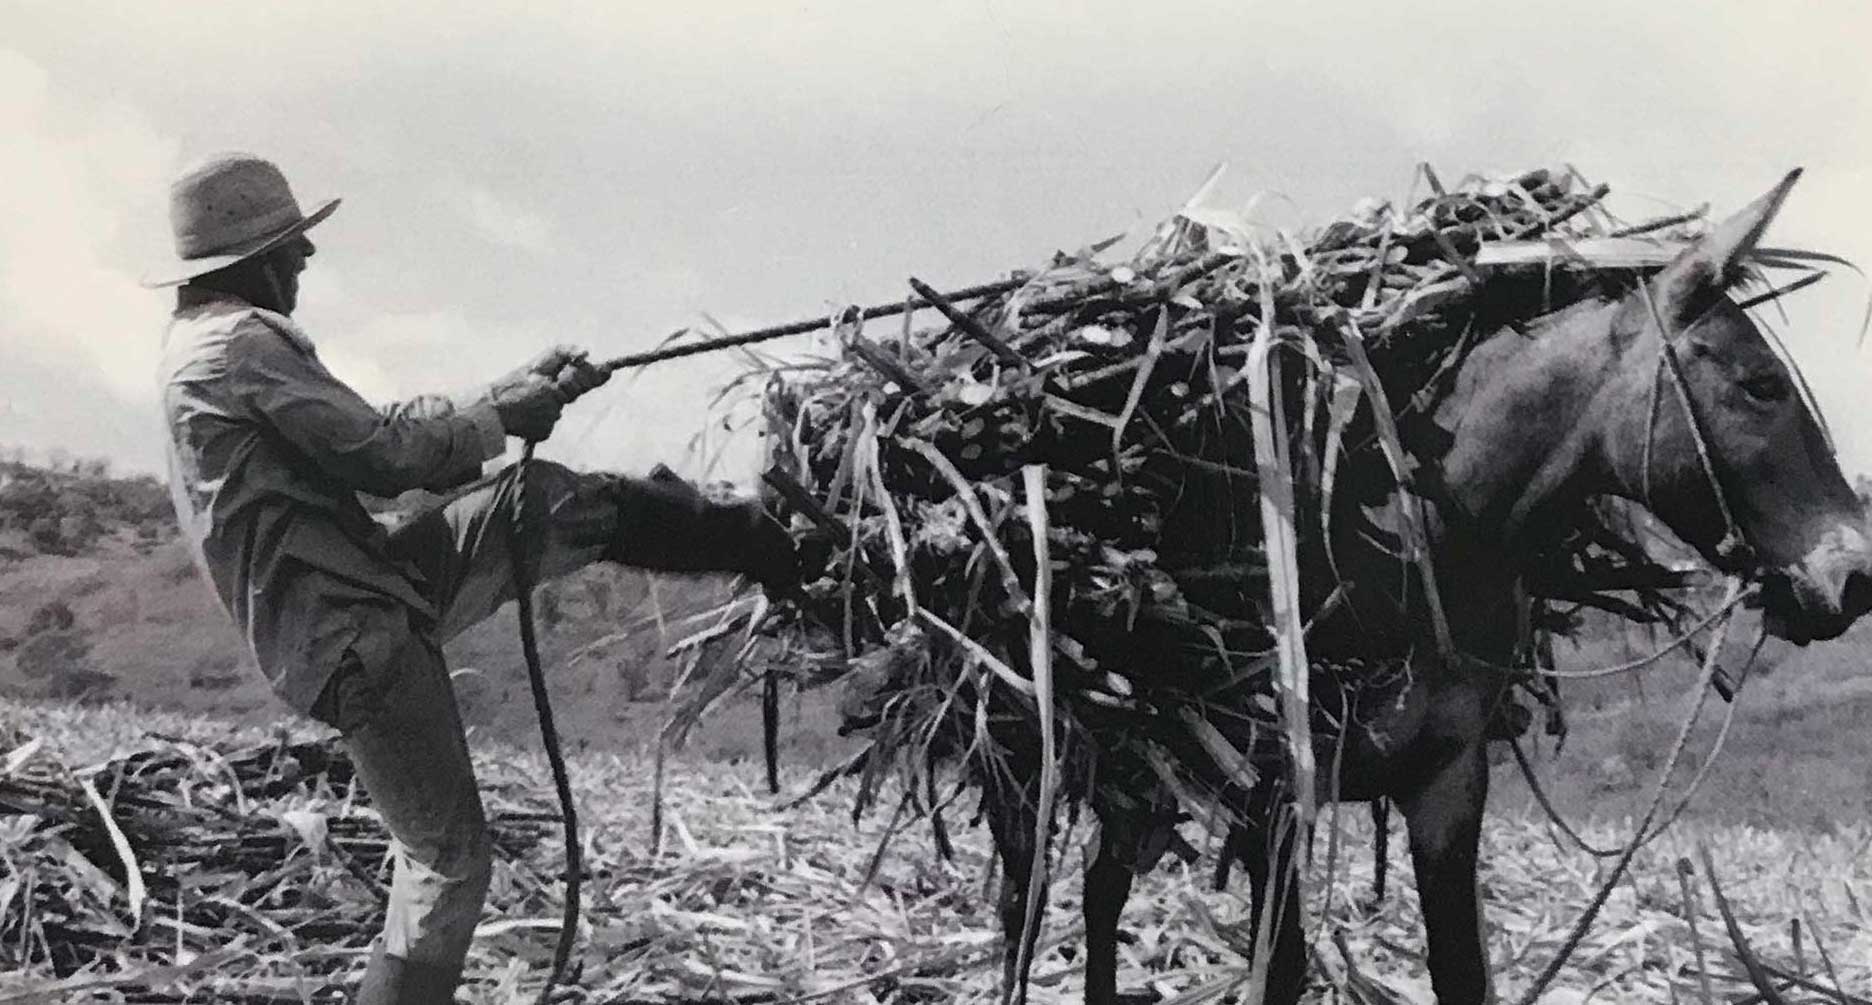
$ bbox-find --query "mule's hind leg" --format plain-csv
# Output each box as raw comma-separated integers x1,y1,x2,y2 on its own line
1082,818,1141,1005
984,780,1045,1005
1235,789,1309,1005
1369,797,1392,909
1396,746,1491,1005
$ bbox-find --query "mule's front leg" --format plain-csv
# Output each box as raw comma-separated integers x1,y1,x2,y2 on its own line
1397,746,1492,1005
984,785,1045,1005
1082,822,1140,1005
1229,787,1309,1005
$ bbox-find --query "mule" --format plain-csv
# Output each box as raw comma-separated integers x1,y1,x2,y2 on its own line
982,170,1872,1005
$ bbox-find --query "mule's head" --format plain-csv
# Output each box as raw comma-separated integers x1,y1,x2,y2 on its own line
1594,171,1872,642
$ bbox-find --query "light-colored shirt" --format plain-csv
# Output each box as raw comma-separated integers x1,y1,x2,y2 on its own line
159,289,507,713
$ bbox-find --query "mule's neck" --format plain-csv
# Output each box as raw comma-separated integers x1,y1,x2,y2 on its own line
1395,302,1631,658
1429,300,1626,546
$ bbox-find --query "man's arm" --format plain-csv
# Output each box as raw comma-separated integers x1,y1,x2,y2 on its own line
230,321,506,497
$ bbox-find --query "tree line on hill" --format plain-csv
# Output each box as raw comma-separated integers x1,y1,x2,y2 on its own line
0,453,176,559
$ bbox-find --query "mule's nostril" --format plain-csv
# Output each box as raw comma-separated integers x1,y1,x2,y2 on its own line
1844,569,1872,618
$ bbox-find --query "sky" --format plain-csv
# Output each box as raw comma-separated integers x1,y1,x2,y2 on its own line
4,0,1870,483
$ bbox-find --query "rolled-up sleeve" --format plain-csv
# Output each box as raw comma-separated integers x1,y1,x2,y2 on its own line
231,323,506,497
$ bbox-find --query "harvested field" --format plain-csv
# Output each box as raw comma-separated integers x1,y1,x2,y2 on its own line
2,696,1867,1003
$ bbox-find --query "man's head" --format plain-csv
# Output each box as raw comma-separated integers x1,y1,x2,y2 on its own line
190,233,317,314
144,153,337,314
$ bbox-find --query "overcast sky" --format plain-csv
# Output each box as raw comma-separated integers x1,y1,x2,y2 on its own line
4,1,1869,482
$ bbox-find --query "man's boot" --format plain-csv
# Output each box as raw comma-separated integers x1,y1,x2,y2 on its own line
355,944,463,1005
604,465,797,591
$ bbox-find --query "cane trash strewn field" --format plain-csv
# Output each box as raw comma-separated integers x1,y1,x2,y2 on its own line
1,697,1868,1003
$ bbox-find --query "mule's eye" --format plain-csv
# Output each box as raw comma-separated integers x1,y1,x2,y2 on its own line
1740,372,1787,403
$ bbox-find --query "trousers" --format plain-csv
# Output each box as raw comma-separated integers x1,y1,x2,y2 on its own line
314,461,612,968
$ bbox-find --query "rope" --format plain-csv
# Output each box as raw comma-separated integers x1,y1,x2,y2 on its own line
510,442,582,1004
1510,738,1620,858
1510,587,1752,680
596,275,1030,374
1509,578,1743,1005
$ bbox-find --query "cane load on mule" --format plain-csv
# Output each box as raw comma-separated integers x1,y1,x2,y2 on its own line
739,166,1872,1003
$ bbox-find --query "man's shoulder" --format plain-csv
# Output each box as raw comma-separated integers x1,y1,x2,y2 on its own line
167,299,315,362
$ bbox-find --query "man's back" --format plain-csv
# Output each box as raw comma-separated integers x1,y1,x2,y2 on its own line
158,289,469,712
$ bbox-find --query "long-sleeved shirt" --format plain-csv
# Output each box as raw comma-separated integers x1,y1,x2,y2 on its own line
159,288,508,713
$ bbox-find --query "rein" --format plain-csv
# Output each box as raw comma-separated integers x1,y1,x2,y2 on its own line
509,443,583,1004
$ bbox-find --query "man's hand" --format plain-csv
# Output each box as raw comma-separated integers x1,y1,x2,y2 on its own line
491,375,564,442
526,345,611,405
486,345,610,442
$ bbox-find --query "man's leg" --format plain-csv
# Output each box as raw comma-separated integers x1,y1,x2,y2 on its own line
386,461,614,641
387,460,791,638
337,635,493,1004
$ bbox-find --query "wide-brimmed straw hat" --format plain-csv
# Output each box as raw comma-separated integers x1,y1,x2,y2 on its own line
141,153,340,288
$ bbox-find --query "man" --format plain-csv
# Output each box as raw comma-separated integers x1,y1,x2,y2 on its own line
148,153,797,1004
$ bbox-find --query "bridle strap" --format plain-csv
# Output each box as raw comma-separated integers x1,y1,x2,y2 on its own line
1636,281,1753,569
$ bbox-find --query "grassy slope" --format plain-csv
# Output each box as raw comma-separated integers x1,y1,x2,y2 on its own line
0,532,863,777
1494,614,1872,833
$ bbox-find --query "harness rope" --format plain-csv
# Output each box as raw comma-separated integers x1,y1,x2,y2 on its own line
509,442,582,1005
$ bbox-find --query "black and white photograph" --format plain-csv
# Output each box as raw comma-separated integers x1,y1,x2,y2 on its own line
3,2,1871,1002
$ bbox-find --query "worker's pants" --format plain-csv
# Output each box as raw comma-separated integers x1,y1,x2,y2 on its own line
315,462,613,969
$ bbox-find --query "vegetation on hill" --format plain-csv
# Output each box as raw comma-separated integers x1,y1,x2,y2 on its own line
0,454,175,559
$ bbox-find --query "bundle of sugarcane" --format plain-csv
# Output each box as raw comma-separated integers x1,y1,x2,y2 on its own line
0,732,554,991
740,165,1730,830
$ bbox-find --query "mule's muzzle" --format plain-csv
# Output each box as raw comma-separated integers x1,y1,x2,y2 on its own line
1760,546,1872,645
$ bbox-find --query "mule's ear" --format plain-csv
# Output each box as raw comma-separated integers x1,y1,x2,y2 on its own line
1645,169,1802,333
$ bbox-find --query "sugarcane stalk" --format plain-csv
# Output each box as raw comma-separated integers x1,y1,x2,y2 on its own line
1021,250,1239,318
761,467,850,546
1428,227,1484,288
844,336,931,394
1505,184,1611,240
1609,203,1708,239
907,278,1026,368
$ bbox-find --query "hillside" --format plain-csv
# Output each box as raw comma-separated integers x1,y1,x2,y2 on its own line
0,456,846,762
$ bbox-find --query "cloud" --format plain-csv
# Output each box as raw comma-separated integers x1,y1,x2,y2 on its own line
438,179,554,255
0,48,178,408
4,4,1872,482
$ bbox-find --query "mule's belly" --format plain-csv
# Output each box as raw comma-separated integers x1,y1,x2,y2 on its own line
1305,666,1503,805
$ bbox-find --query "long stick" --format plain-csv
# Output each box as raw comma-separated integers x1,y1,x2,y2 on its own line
599,276,1030,373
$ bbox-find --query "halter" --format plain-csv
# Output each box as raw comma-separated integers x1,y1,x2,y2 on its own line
1634,280,1755,571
